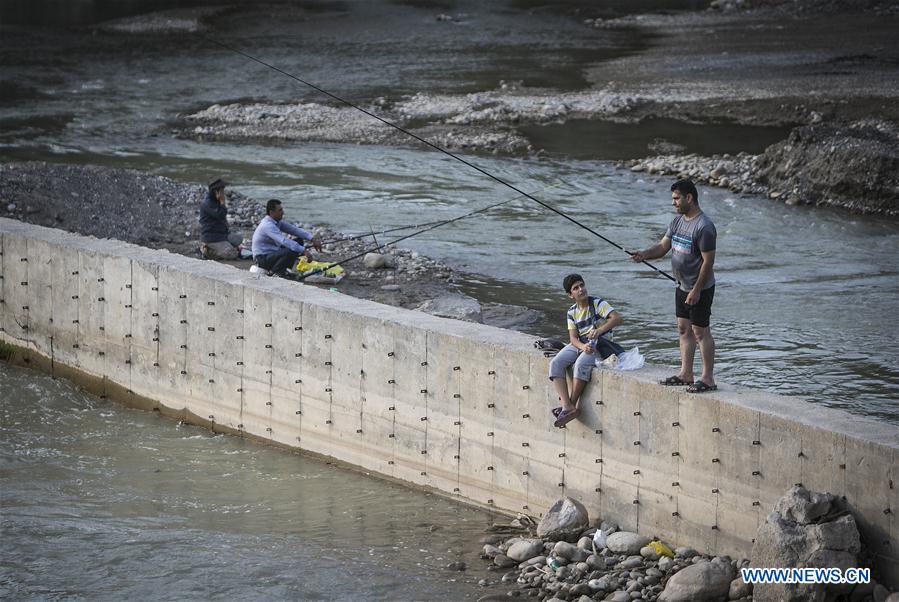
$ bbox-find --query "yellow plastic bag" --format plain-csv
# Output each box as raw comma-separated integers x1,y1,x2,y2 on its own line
648,540,674,558
293,257,346,283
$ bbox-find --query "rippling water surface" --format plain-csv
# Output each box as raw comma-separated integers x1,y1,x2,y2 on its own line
0,6,896,414
0,362,505,600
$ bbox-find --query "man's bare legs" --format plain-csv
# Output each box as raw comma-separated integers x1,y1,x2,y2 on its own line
692,325,715,387
677,317,697,382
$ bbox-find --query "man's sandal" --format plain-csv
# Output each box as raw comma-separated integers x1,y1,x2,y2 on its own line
660,375,694,386
553,407,580,428
686,381,717,394
551,407,562,418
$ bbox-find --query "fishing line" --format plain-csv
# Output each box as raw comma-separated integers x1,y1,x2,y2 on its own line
322,178,565,245
298,185,552,281
204,36,675,283
322,218,450,244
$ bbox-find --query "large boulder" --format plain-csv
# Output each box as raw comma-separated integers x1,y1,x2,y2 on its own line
536,497,589,542
751,486,861,602
416,294,483,323
658,558,734,602
606,531,652,555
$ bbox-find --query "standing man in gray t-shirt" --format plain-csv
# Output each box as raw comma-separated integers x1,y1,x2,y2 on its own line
631,179,718,393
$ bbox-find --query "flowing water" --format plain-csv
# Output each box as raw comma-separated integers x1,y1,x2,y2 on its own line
0,361,504,600
1,1,898,596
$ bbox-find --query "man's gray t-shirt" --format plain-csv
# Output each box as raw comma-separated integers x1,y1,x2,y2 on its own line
665,212,716,292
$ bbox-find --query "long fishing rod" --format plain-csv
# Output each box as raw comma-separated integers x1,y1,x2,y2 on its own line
321,217,448,245
298,194,524,281
204,36,676,283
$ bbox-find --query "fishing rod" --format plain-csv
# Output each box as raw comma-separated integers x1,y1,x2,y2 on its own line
298,193,532,281
204,36,675,283
322,177,563,245
321,218,449,244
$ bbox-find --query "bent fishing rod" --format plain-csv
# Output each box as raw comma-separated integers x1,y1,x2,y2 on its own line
204,36,676,283
297,191,538,281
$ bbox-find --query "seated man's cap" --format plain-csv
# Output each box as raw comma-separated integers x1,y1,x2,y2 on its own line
208,177,228,190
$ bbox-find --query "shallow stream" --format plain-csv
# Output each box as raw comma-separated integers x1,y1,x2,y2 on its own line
1,1,897,596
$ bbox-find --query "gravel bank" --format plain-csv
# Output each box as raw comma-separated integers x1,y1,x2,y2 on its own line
0,162,538,326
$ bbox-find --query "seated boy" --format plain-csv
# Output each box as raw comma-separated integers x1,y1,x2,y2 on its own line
548,273,623,427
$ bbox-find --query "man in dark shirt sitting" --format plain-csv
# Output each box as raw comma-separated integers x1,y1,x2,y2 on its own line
199,177,244,259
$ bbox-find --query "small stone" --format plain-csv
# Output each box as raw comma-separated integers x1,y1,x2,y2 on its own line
363,252,386,269
483,544,502,558
570,583,591,596
639,546,660,561
446,561,467,571
674,547,697,558
380,284,401,291
729,576,752,599
494,554,517,568
607,591,630,602
607,532,651,555
577,536,593,550
658,560,733,602
618,556,643,569
508,539,544,562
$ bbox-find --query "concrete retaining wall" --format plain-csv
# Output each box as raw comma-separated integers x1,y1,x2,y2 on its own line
2,217,897,585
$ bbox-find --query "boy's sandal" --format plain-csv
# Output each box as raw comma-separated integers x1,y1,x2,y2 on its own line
686,381,717,393
553,407,580,428
551,406,562,418
660,375,694,386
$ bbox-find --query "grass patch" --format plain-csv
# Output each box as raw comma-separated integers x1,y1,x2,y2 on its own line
0,340,15,361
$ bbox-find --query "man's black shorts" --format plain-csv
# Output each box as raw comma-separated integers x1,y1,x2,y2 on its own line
675,285,715,328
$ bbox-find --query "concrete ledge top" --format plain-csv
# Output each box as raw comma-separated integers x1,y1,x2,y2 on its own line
3,217,897,449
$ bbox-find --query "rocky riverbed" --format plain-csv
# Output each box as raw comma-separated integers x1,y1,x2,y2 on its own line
621,119,899,215
0,162,539,326
170,0,899,215
474,491,896,602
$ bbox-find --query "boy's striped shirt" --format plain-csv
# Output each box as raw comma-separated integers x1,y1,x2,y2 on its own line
567,296,615,341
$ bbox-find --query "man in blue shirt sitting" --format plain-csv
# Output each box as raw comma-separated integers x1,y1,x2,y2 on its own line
251,199,321,278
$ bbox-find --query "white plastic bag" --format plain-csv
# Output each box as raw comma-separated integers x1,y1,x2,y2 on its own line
595,346,644,371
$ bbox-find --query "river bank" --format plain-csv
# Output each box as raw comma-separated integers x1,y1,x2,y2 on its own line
0,161,537,328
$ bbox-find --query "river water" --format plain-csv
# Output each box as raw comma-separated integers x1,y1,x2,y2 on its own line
0,361,505,600
1,1,897,596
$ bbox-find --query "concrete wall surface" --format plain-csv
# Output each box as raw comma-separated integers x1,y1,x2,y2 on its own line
2,218,897,585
